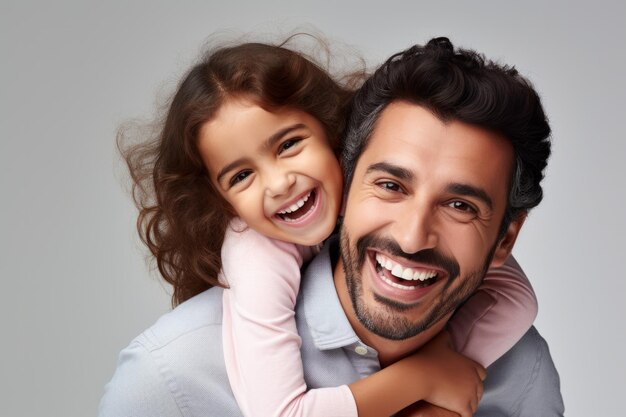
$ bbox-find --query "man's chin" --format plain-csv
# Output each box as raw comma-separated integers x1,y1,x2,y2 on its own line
340,228,475,340
352,290,443,340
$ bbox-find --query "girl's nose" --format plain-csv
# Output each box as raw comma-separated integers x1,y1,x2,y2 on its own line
265,171,296,198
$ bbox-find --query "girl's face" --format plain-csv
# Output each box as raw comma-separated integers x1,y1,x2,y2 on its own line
198,98,343,246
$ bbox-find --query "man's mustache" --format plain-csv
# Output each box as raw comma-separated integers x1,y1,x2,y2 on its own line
355,234,460,279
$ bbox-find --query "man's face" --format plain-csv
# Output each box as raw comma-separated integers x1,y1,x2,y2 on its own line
337,101,520,340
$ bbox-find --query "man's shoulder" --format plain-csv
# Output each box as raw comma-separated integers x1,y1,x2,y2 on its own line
479,326,564,416
140,287,225,348
99,287,241,417
489,326,550,375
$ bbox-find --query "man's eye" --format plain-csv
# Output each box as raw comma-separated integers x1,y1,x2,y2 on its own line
376,181,402,192
230,170,252,186
448,200,477,214
278,137,303,154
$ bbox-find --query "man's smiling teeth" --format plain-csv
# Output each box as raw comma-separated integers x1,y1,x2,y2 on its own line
375,253,438,281
277,191,311,214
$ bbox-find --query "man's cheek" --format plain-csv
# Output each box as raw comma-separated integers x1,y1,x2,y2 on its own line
446,227,491,265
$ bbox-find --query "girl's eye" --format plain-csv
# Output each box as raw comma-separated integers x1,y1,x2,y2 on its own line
447,200,477,214
278,137,303,154
229,170,252,186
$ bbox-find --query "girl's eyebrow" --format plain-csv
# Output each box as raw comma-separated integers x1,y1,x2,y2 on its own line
215,123,307,184
264,123,306,149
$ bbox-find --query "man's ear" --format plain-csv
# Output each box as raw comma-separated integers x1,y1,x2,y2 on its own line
491,212,527,267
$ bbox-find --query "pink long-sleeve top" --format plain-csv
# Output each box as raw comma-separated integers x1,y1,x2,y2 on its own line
220,219,537,417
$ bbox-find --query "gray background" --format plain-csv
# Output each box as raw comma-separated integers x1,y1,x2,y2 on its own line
2,1,624,416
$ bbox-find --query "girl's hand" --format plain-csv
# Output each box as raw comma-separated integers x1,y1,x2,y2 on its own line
396,401,460,417
411,331,486,417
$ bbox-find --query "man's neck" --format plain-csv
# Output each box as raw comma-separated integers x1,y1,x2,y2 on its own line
332,256,450,367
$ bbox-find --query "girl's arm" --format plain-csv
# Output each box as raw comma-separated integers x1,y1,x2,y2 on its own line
221,220,355,417
349,331,485,417
221,219,484,417
447,255,538,367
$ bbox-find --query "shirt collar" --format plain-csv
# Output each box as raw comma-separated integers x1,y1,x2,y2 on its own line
299,235,360,350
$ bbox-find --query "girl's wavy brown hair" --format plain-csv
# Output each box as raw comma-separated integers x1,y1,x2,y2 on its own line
119,40,360,306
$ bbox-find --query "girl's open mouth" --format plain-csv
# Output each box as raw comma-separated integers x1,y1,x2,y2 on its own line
275,189,317,223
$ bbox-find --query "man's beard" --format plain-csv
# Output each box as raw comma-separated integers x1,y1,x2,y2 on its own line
339,227,496,340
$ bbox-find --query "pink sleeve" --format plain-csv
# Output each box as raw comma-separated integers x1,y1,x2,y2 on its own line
220,219,357,417
447,255,538,367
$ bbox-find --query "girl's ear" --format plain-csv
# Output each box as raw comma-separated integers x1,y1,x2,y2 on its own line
491,212,527,267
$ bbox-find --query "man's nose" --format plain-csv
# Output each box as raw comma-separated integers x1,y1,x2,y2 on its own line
264,168,296,198
392,204,439,254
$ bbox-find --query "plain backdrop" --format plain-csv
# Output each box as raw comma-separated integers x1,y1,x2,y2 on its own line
2,1,625,416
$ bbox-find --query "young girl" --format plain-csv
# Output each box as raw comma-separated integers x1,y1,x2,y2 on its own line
121,40,537,417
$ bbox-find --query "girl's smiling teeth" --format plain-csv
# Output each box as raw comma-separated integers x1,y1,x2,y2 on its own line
374,253,439,290
275,190,317,222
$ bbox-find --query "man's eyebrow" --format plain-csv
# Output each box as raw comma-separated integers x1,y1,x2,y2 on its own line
215,123,306,184
365,162,414,181
446,183,494,210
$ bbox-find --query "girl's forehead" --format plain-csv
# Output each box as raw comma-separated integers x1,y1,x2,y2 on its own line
197,100,329,176
205,100,305,139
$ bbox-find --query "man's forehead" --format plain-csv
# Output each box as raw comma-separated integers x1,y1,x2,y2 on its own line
367,102,512,161
354,102,515,199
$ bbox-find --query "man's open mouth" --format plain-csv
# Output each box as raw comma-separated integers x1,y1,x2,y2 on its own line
374,253,439,290
275,189,317,222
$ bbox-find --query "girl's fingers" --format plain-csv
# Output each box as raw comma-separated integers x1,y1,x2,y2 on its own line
477,365,487,381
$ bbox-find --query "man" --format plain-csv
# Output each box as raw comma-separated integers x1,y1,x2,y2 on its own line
100,38,564,416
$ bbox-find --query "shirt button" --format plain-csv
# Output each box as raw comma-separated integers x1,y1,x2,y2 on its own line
354,346,368,356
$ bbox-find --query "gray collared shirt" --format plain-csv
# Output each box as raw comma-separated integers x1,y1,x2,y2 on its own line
99,238,564,416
